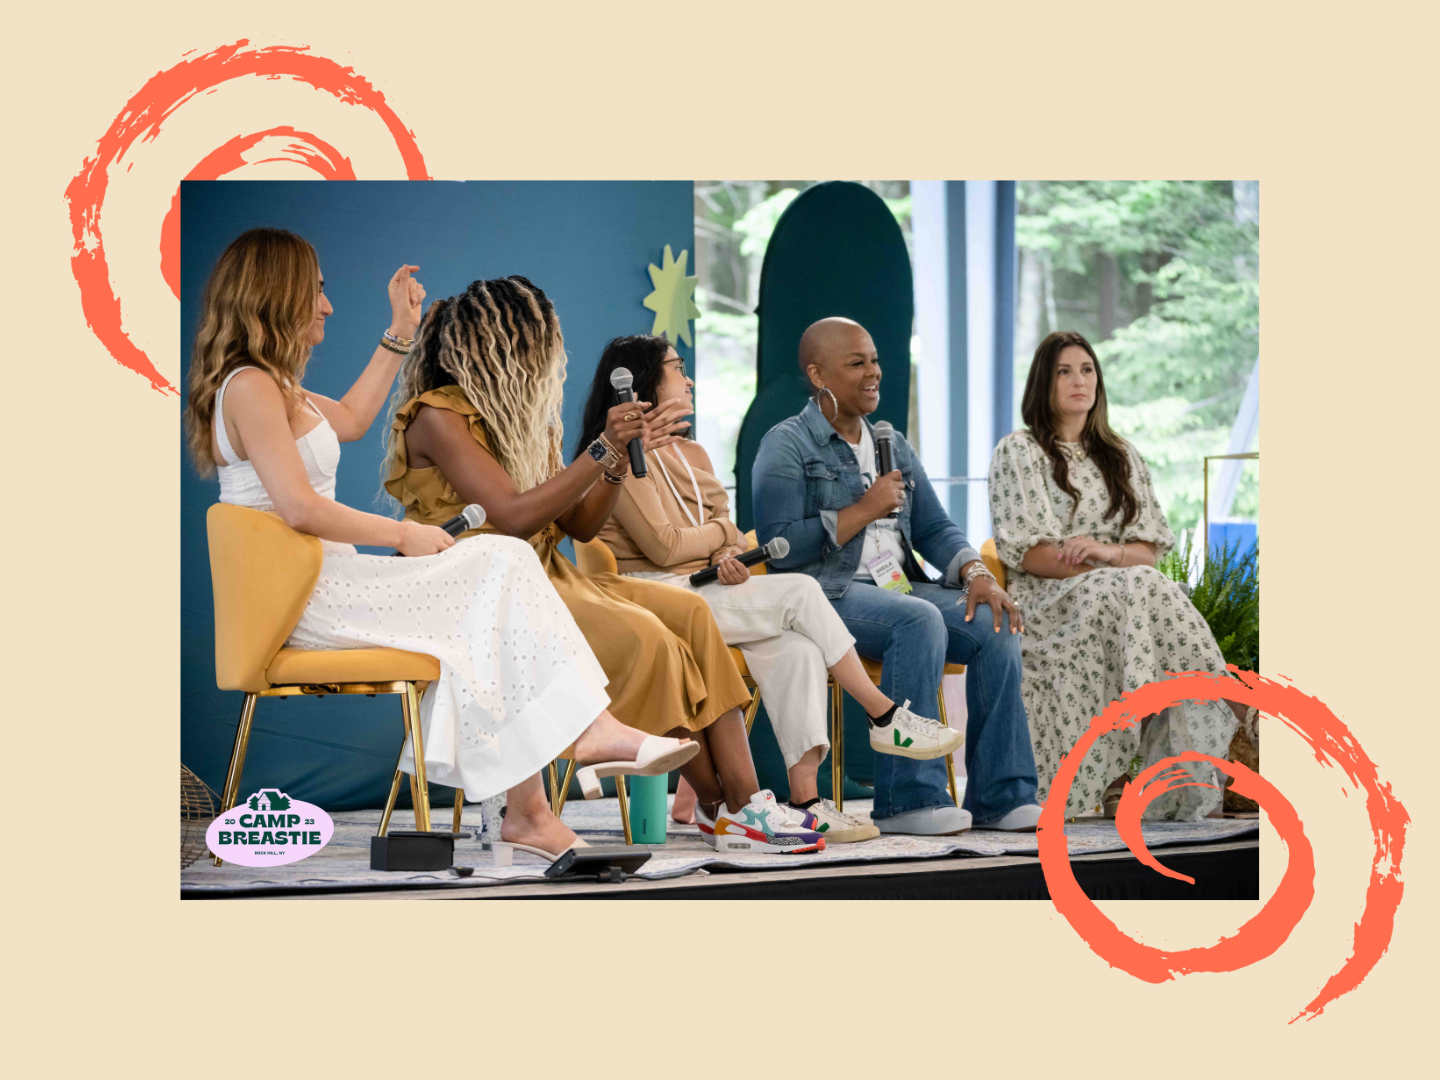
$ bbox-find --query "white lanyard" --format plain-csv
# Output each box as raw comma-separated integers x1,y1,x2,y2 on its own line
652,445,706,528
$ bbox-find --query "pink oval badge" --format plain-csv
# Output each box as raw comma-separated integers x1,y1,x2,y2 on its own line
206,789,334,867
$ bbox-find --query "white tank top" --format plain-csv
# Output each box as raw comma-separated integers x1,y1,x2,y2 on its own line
214,366,341,511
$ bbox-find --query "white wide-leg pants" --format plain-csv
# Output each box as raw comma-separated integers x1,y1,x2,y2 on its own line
630,570,855,770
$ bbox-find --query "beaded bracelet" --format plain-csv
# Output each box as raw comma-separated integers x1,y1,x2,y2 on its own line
602,470,627,485
378,337,409,355
383,329,415,349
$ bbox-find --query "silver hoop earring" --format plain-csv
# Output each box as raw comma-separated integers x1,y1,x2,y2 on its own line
816,387,838,421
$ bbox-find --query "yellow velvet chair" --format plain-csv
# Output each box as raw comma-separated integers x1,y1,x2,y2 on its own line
206,504,444,866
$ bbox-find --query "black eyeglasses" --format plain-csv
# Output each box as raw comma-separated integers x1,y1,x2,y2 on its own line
666,358,688,378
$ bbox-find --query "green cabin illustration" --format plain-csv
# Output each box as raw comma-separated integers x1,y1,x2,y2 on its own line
248,790,292,812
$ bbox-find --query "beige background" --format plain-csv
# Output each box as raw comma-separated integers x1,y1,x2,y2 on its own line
7,0,1434,1073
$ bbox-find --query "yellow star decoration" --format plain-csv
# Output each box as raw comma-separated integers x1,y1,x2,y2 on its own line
642,245,701,347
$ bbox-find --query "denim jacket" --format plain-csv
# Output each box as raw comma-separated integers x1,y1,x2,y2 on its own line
752,399,982,599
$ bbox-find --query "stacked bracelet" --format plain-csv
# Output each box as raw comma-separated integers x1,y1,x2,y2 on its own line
962,562,997,587
602,470,627,485
379,329,415,355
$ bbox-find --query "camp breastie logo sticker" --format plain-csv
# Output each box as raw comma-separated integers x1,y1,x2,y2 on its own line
206,789,335,867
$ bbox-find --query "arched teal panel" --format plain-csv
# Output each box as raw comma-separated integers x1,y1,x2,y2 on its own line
731,182,912,795
734,182,913,532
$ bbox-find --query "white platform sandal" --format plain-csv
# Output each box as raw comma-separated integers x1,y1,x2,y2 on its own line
492,837,589,866
574,736,701,800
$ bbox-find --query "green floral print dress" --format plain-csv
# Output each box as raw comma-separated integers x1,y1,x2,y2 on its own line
988,430,1238,820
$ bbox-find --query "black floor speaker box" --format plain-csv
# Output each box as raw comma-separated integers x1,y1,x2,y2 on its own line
370,830,469,871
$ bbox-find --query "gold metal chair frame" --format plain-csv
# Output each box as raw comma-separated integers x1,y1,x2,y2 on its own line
207,504,443,867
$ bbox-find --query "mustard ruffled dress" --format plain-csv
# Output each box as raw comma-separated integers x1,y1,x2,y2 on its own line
387,387,750,737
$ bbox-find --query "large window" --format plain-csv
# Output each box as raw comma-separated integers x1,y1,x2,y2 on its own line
693,180,1259,540
1014,181,1260,535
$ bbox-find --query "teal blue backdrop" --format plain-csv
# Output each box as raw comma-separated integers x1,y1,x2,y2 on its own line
180,181,694,811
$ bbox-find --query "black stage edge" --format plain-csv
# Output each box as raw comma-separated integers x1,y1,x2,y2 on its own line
187,839,1257,901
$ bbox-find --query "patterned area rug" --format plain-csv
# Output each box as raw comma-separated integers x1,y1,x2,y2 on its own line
182,796,1259,896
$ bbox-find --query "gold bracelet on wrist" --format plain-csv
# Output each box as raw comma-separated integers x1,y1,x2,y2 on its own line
383,329,415,349
602,470,627,485
378,337,409,355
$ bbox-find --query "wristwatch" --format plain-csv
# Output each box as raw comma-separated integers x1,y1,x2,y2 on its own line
586,436,621,471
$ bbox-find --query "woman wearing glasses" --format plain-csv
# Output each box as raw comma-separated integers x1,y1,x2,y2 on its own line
581,335,935,844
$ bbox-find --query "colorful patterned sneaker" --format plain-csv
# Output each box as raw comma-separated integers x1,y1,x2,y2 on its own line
713,790,826,854
791,799,880,843
869,700,964,761
693,801,719,850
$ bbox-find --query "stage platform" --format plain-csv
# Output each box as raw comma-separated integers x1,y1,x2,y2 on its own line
183,797,1260,900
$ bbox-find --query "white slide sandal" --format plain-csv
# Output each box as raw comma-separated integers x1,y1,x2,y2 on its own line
574,736,701,800
492,838,589,866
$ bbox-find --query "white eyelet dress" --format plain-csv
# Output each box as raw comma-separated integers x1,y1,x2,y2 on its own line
213,367,611,801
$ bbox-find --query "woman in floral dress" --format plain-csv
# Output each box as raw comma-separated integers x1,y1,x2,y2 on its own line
988,331,1245,820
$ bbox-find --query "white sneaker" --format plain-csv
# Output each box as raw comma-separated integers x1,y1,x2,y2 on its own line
869,700,964,761
984,804,1042,832
713,790,826,854
873,805,973,836
791,799,879,843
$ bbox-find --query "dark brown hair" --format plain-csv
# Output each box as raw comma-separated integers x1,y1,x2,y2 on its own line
1019,330,1139,528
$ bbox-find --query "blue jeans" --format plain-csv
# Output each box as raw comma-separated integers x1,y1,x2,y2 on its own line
829,580,1039,823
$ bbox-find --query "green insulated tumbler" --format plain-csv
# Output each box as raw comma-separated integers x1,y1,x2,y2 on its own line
627,774,669,844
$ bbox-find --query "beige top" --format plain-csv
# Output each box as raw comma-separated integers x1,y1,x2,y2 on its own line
599,444,741,574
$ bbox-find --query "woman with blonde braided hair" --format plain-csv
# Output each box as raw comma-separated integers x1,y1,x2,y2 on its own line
386,277,828,851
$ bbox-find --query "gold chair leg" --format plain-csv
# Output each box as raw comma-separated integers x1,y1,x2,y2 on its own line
553,759,577,818
378,735,407,837
831,678,845,812
402,682,433,832
937,687,959,808
547,760,560,812
213,693,258,867
453,788,464,834
615,774,633,845
743,681,762,735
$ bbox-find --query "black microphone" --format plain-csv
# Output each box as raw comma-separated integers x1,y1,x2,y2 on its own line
392,503,486,555
609,366,647,479
873,421,901,519
688,537,791,587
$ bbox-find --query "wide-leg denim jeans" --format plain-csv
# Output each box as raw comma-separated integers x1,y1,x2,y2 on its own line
829,580,1039,824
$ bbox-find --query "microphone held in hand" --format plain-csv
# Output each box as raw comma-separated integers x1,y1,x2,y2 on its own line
609,366,647,479
688,536,791,587
873,421,901,519
392,504,486,555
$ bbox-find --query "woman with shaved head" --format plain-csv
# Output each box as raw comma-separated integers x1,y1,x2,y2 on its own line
752,317,1041,835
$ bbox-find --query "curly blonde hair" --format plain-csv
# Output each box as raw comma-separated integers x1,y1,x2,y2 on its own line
184,228,319,475
386,276,566,493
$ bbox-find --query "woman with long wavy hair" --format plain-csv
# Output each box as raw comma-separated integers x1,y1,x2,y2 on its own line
384,279,828,853
988,330,1248,820
187,229,697,862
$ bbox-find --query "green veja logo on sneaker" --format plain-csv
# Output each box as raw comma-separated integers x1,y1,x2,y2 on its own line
894,731,914,748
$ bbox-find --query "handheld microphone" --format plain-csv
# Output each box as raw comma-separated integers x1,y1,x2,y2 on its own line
609,367,647,479
392,503,486,555
688,536,790,588
873,421,901,519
